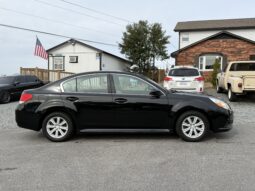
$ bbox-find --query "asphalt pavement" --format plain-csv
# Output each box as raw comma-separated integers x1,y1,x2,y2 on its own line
0,89,255,191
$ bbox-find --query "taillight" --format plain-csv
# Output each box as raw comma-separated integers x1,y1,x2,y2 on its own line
164,76,173,82
19,93,33,104
194,76,204,82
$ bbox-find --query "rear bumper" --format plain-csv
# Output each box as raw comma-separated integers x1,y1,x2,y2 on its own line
15,104,41,131
164,82,204,93
170,88,203,93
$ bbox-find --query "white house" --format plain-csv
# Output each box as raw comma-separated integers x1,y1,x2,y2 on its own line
47,39,131,81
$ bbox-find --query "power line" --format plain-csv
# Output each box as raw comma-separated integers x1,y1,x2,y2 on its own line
35,0,125,27
0,23,118,47
58,0,131,23
0,7,117,38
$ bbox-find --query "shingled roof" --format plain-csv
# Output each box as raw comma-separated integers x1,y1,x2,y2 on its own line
174,18,255,32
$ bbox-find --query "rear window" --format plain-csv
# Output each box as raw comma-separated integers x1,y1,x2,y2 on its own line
168,68,199,77
230,63,255,71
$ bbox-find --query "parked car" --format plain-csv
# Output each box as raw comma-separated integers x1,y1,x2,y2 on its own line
163,66,204,93
16,71,233,142
0,75,44,103
216,61,255,101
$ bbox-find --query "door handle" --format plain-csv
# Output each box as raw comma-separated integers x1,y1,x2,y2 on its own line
66,97,79,102
114,98,128,104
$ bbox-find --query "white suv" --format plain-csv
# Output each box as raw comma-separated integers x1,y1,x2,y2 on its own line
163,66,204,93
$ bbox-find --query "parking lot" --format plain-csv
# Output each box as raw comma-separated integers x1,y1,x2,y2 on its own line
0,89,255,191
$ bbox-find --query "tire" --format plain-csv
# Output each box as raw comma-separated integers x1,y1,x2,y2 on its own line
42,112,74,142
0,91,11,103
216,81,223,93
228,88,237,102
176,111,209,142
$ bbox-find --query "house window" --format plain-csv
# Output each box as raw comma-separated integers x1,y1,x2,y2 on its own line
250,55,255,61
53,56,64,70
181,34,189,42
198,54,223,71
69,56,78,63
96,53,101,60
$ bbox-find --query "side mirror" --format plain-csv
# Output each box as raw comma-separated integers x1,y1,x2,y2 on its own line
13,81,20,86
149,89,162,98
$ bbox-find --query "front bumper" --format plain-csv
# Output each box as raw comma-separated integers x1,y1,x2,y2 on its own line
211,109,234,132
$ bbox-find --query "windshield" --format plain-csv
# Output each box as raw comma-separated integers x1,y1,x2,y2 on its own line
169,68,199,77
0,76,15,84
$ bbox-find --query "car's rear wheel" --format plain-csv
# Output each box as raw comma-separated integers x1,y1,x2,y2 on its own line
42,112,74,142
228,88,237,102
1,91,11,103
216,81,223,93
176,111,209,142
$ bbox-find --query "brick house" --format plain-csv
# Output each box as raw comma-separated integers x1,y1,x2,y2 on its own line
171,18,255,81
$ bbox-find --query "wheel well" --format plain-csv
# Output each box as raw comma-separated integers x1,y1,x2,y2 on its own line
173,107,211,130
40,107,77,130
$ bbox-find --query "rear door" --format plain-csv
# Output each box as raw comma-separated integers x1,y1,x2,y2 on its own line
13,76,28,96
110,73,169,129
61,73,115,129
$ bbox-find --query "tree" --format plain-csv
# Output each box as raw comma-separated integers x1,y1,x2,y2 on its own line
119,20,170,76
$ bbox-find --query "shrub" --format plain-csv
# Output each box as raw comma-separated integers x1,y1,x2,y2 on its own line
211,59,221,87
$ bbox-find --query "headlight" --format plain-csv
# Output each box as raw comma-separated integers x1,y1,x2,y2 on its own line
209,97,231,110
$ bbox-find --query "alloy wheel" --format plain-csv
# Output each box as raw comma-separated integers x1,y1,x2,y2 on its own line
2,92,10,103
181,116,205,139
46,116,69,139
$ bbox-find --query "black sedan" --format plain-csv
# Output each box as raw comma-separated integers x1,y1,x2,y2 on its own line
15,71,233,142
0,75,44,103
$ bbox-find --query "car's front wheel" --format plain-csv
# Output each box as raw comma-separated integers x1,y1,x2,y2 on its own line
176,111,209,142
42,112,74,142
1,91,11,103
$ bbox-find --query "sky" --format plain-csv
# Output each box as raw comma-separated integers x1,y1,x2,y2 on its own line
1,0,255,75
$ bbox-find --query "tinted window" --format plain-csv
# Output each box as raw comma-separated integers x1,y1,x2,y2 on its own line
168,69,199,76
0,76,15,84
77,74,108,93
62,79,76,92
26,76,38,82
113,74,154,95
230,63,255,71
16,76,26,83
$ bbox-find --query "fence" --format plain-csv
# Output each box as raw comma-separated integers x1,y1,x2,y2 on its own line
20,67,74,82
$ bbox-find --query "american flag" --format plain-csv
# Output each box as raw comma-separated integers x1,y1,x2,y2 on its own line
34,37,48,60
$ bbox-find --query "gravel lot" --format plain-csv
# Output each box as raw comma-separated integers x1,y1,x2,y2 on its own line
0,89,255,191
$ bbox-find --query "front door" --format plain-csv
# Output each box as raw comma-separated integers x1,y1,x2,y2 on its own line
110,73,169,129
61,73,115,129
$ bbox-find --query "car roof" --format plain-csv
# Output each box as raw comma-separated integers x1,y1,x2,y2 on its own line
62,71,143,79
0,75,36,77
229,61,255,64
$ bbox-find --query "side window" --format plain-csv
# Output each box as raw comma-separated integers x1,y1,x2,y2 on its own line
16,76,26,83
62,78,77,92
77,74,108,93
113,74,155,95
229,63,236,71
26,76,37,82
